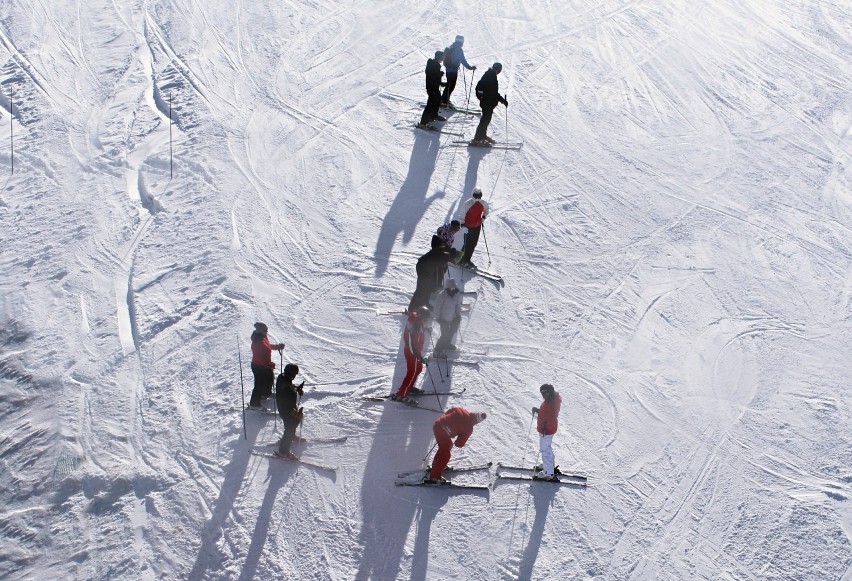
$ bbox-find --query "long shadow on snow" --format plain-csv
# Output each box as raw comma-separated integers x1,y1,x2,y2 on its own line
461,146,489,199
186,413,269,579
374,131,443,278
517,480,558,581
354,323,458,580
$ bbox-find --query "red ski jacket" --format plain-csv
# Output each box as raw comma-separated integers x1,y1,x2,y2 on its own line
251,331,284,369
434,407,479,448
403,312,426,357
463,200,488,228
537,392,561,436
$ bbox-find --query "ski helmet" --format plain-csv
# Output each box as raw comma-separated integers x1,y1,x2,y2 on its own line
416,306,432,320
473,411,487,423
284,363,300,378
455,35,464,43
254,322,268,332
492,62,502,72
472,187,483,198
435,50,444,60
540,383,555,397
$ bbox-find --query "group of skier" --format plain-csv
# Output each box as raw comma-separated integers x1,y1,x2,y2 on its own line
417,35,509,146
248,321,305,460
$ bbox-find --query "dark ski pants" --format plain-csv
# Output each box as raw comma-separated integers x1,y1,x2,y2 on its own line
429,426,455,479
420,88,442,125
474,104,496,141
250,363,274,407
435,316,461,352
461,225,482,265
278,417,301,455
441,72,459,105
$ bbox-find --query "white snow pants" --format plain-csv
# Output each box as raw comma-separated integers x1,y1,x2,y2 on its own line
539,434,554,476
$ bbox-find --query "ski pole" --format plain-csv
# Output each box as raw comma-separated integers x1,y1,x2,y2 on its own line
466,69,478,111
519,409,537,467
505,92,509,142
428,332,445,383
422,440,438,466
422,356,444,412
238,334,247,440
481,223,491,267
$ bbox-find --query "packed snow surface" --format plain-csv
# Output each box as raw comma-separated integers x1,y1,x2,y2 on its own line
0,0,850,579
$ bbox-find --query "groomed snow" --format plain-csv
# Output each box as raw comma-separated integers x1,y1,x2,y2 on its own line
0,1,850,579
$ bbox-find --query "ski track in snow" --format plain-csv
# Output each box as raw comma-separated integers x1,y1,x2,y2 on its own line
0,0,850,579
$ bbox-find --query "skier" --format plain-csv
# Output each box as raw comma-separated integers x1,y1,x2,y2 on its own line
248,322,285,410
532,383,562,481
274,363,305,460
393,306,431,402
418,50,446,128
472,62,508,145
407,235,452,313
440,35,476,108
427,407,487,483
436,219,463,263
432,279,463,357
458,187,489,269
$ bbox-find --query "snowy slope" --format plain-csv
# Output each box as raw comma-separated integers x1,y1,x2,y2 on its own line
0,0,850,579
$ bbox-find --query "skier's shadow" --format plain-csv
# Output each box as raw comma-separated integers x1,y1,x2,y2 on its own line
187,417,268,580
516,482,559,581
461,146,489,198
374,131,444,278
409,494,449,581
354,341,456,580
237,462,302,581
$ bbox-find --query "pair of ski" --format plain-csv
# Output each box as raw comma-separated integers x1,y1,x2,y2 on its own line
250,436,348,471
413,123,465,138
450,139,523,150
362,391,461,413
395,462,493,490
394,462,588,490
250,450,338,471
449,263,503,283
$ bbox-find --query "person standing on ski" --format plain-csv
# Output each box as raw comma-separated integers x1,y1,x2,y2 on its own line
432,278,463,357
418,50,446,128
393,306,431,401
427,407,487,483
458,187,489,269
441,35,476,108
408,235,452,313
473,62,508,145
532,383,562,481
436,219,463,263
275,363,305,460
249,322,285,409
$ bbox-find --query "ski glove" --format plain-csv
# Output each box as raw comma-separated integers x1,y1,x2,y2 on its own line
532,407,539,415
421,356,429,365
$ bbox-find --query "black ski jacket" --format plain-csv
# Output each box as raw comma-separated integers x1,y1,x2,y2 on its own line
475,68,506,109
425,58,443,94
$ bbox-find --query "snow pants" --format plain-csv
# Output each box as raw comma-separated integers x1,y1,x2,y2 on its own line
441,71,459,105
420,88,442,125
539,434,555,476
430,425,455,479
396,348,423,397
278,417,301,456
435,316,461,352
250,363,274,407
461,225,481,265
474,103,495,141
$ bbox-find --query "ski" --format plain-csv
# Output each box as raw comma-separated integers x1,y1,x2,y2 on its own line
377,308,407,316
436,349,489,358
495,463,588,481
450,264,503,282
450,140,523,150
494,474,587,486
398,461,492,478
441,104,481,116
395,480,490,491
260,436,348,446
413,123,465,138
444,359,480,366
250,450,337,471
244,406,278,416
496,462,588,486
362,389,464,402
360,398,445,413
